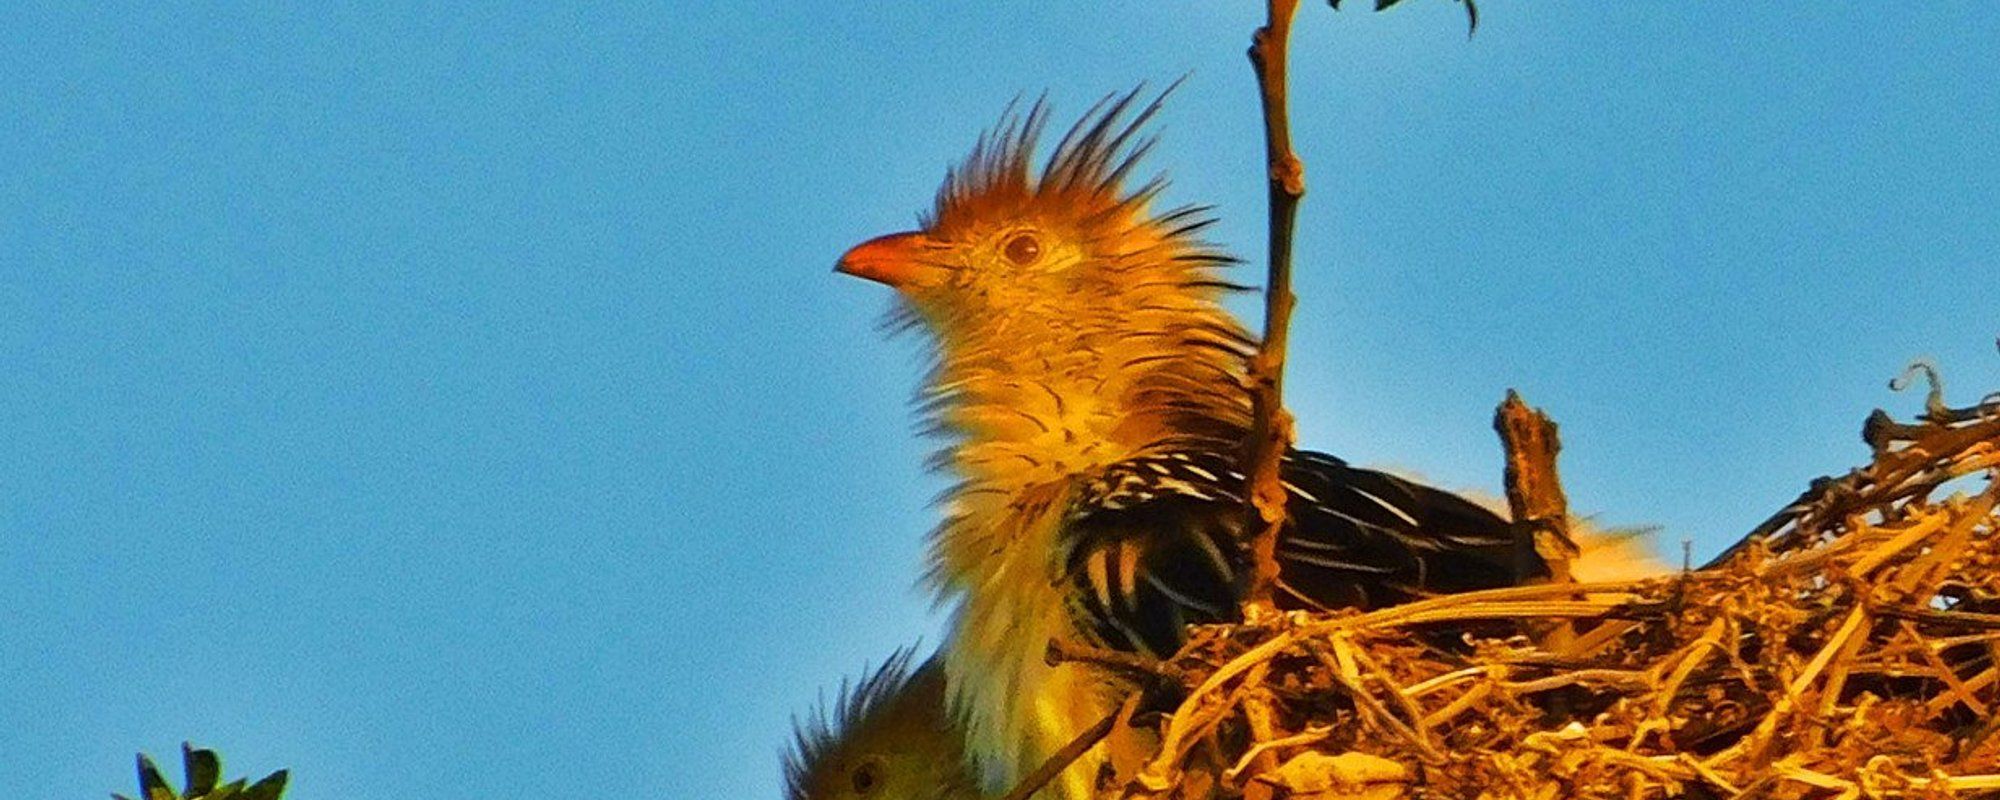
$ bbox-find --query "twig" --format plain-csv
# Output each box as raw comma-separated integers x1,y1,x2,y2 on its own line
1908,774,2000,792
1241,0,1305,618
1224,725,1332,784
1879,605,2000,633
1891,482,2000,595
1723,401,2000,564
1314,599,1627,631
1791,606,1869,698
1235,662,1281,798
1138,673,1268,793
1809,606,1872,720
1046,639,1192,688
1498,668,1653,694
1679,754,1745,796
1343,640,1437,743
1902,620,1989,717
1401,664,1496,698
1927,666,1999,717
995,711,1119,800
1494,391,1581,659
1494,390,1579,585
1421,679,1494,728
1140,630,1301,786
1311,640,1441,759
1649,617,1730,722
1706,604,1870,767
1323,578,1650,628
1844,508,1950,579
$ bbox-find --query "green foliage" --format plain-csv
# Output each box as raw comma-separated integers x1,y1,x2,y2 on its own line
111,744,288,800
1329,0,1479,35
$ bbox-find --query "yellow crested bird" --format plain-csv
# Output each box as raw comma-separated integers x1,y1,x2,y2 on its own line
836,88,1557,799
785,649,981,800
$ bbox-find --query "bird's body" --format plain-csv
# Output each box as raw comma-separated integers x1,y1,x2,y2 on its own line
837,90,1549,799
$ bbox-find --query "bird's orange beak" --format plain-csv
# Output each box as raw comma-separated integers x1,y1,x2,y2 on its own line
836,231,932,289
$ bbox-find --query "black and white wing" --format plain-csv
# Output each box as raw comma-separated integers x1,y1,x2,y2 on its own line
1061,449,1545,658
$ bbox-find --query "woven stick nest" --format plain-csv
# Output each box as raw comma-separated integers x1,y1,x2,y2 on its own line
1079,388,2000,800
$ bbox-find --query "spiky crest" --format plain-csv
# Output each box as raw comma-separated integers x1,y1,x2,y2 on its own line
924,85,1178,246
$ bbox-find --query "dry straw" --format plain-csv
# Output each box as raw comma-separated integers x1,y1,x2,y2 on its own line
1056,384,2000,800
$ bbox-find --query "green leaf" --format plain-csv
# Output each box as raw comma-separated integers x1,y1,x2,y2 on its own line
137,755,176,800
182,744,222,797
241,771,290,800
125,745,288,800
203,778,246,800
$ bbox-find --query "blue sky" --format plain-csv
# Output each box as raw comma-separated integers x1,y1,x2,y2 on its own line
2,3,1995,798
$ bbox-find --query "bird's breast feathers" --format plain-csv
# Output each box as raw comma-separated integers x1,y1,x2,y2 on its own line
940,496,1120,800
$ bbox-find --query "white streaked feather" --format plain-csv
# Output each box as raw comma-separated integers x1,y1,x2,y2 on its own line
1141,568,1228,618
1279,546,1399,574
1344,484,1420,526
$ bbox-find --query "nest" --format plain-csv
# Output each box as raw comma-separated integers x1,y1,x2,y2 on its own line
1084,390,2000,800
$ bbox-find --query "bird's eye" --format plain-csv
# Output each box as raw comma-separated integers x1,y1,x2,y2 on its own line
1002,232,1043,265
850,759,881,795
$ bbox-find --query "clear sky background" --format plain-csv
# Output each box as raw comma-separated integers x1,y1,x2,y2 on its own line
3,3,1996,798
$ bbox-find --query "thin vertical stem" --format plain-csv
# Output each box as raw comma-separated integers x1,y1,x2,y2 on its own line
1242,0,1306,617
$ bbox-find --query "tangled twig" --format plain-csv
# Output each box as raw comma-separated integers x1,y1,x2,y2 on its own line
1100,390,2000,799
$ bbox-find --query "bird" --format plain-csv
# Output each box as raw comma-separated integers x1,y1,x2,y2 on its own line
784,648,982,800
835,87,1553,799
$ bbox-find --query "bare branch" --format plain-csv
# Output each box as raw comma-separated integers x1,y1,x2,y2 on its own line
1242,0,1306,619
1493,389,1578,584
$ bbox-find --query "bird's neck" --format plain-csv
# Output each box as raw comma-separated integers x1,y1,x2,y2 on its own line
927,310,1254,496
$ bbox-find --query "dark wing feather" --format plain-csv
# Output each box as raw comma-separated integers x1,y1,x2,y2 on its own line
1062,449,1546,656
1065,459,1242,657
